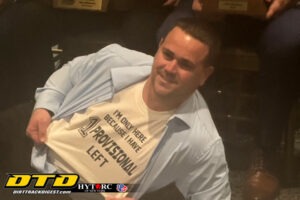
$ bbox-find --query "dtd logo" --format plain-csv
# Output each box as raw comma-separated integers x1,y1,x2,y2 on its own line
5,174,79,188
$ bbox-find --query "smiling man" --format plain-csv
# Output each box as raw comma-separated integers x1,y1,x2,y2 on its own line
26,18,230,200
145,26,214,111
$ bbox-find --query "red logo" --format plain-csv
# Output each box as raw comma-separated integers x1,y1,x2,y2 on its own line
95,184,101,190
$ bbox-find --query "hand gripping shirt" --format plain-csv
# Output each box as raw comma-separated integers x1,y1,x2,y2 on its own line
32,43,231,200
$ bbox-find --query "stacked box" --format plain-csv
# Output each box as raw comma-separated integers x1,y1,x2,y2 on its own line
53,0,110,12
202,0,268,18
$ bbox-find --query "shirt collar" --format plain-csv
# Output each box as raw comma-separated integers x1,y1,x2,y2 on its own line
171,93,198,129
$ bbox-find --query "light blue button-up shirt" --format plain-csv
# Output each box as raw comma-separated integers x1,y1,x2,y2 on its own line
31,44,230,200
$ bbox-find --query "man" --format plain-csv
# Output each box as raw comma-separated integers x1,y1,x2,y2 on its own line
244,1,300,199
26,18,230,200
159,0,299,199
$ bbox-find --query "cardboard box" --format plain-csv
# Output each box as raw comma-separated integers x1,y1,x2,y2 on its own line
53,0,110,12
202,0,268,18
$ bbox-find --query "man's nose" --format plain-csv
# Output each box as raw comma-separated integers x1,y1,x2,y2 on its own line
164,60,177,74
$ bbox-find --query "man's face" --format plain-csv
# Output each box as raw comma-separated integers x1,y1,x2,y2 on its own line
149,27,214,100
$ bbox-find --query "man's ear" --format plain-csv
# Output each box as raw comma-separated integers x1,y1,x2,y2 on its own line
199,65,214,87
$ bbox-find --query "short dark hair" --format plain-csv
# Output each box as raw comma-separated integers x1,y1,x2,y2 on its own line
173,17,221,67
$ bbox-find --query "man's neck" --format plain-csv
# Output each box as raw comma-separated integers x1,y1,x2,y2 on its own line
142,79,183,112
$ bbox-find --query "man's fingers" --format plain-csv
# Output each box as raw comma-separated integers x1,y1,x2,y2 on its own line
192,0,203,11
266,0,289,19
37,120,48,143
26,125,44,144
26,127,40,144
163,0,180,6
266,1,279,18
26,108,52,144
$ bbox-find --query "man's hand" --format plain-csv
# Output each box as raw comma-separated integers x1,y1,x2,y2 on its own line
192,0,203,11
26,108,52,144
265,0,291,19
163,0,181,6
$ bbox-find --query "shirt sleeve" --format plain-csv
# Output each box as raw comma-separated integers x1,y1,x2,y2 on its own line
33,43,153,114
175,140,231,200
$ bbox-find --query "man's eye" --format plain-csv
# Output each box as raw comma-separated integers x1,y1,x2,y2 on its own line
163,51,173,60
178,61,193,70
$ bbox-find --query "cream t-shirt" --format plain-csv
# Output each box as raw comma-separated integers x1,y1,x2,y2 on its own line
46,80,173,197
